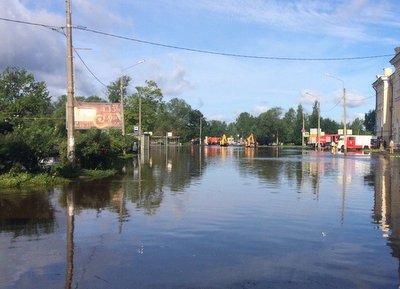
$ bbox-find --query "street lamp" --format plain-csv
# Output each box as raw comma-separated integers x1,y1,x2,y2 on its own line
305,92,321,151
120,60,145,137
325,73,347,154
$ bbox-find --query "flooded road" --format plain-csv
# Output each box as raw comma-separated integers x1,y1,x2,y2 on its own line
1,147,400,289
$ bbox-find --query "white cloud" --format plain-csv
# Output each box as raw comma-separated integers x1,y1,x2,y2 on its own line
207,114,226,122
184,0,399,42
346,90,367,108
299,89,327,105
252,105,269,116
151,57,194,97
0,1,99,98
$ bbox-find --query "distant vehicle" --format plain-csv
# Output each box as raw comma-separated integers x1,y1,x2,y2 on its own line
204,136,221,145
370,136,379,149
307,133,340,149
245,134,256,147
338,135,373,151
220,134,228,146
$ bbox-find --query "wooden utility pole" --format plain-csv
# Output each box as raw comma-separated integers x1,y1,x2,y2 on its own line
302,113,305,147
66,0,75,165
343,87,347,154
120,77,125,136
199,117,202,145
317,101,321,151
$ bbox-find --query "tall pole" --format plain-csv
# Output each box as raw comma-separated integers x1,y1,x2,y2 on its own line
138,92,142,153
66,0,75,165
199,117,202,145
302,113,305,147
317,101,321,151
325,73,346,154
343,87,347,154
120,77,125,136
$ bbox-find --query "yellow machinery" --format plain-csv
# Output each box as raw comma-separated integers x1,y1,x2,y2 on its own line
220,134,228,146
245,134,256,147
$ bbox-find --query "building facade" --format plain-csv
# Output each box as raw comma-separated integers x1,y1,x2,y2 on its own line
373,47,400,145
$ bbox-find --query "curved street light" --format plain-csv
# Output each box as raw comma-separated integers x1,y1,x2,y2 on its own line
325,73,347,154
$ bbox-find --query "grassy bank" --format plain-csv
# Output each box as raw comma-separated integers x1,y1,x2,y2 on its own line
0,168,119,189
0,172,68,189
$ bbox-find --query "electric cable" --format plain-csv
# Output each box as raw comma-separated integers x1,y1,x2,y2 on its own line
0,17,395,61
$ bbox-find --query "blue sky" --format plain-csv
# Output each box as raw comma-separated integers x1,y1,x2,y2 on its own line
1,0,399,123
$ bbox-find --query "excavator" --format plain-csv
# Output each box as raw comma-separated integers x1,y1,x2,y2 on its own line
220,134,228,146
245,134,256,148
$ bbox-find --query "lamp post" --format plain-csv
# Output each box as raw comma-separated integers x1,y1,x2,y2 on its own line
325,73,347,154
306,92,321,151
120,60,145,135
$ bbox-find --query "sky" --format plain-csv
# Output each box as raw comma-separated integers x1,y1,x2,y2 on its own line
1,0,400,124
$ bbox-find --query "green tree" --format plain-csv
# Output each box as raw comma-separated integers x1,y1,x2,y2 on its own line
0,67,51,129
0,67,57,172
107,75,131,103
76,95,107,103
235,112,256,138
321,117,340,134
309,101,319,129
256,107,283,145
350,117,365,135
204,120,228,137
282,108,296,144
125,80,163,134
295,104,305,145
364,109,376,134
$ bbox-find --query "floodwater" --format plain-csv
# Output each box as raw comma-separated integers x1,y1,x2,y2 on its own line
1,147,400,289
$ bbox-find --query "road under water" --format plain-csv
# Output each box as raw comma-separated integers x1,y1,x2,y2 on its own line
1,147,400,289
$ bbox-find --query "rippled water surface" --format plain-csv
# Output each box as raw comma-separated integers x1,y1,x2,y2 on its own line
1,147,400,289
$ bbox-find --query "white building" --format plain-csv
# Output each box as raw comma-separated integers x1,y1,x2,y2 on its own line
373,47,400,144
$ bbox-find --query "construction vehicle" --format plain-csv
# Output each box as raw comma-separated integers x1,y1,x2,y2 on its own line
245,134,256,148
220,134,228,146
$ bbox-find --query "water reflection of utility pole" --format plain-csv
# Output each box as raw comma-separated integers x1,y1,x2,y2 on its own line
138,154,142,201
341,157,347,224
316,155,320,201
199,145,202,175
118,187,126,235
64,190,74,289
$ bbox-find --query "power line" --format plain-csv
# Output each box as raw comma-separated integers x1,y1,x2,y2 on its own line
321,97,343,113
0,17,395,61
73,47,108,88
321,95,375,113
75,26,394,61
60,28,108,89
0,17,63,32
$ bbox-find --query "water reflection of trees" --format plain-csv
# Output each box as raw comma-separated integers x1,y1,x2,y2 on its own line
372,157,400,285
237,149,336,194
0,190,55,237
126,146,206,214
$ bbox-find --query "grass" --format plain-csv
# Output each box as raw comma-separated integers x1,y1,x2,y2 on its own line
0,166,119,189
0,172,68,189
79,168,118,179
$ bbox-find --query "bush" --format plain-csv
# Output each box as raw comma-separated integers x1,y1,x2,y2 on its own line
74,129,120,169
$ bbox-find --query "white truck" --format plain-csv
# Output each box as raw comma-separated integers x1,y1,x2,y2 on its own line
338,135,373,151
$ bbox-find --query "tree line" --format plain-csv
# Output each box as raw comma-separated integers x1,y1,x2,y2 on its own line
0,67,376,173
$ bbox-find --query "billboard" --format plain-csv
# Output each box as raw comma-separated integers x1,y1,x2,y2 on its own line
72,101,122,130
